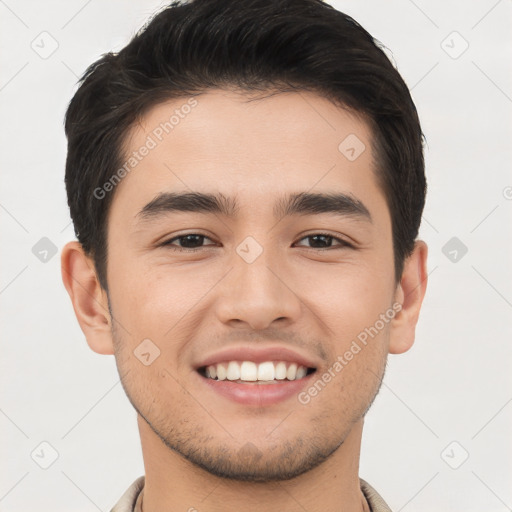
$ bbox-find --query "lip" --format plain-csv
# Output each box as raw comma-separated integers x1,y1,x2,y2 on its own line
195,369,317,406
194,345,321,370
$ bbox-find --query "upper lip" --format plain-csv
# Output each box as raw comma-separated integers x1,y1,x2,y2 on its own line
194,345,321,370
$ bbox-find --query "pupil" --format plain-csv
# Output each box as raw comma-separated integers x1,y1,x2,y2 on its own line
182,234,203,248
310,235,331,248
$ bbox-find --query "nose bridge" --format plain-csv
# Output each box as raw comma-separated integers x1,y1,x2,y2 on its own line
215,236,301,329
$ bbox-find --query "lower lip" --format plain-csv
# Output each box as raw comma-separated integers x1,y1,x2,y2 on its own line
197,372,316,406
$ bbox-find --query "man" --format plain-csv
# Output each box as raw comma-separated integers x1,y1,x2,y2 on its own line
61,0,428,510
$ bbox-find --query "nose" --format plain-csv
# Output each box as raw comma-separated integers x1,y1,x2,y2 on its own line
214,244,302,331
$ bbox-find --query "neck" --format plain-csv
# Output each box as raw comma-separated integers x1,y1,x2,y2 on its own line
137,416,370,512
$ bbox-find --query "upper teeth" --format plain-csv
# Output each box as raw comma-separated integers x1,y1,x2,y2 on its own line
205,361,309,381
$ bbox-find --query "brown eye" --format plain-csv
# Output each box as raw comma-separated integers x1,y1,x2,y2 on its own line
294,233,351,249
162,234,215,251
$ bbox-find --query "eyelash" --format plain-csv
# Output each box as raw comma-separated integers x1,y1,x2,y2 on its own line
160,232,353,252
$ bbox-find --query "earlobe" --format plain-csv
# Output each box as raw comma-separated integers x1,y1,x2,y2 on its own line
61,241,115,355
388,240,428,355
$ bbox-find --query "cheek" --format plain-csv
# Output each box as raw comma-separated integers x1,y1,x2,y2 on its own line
299,261,392,334
108,254,221,338
295,265,393,392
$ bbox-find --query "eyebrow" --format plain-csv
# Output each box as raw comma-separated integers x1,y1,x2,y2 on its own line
136,191,372,223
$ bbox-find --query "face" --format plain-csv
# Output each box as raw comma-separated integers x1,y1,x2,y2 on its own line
105,89,398,481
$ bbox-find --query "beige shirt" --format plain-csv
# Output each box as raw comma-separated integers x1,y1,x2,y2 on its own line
110,476,392,512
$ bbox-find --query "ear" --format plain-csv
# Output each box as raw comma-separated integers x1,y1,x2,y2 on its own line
388,240,428,355
61,241,114,355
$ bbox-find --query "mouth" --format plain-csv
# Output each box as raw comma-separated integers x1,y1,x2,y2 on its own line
197,360,317,384
195,359,318,406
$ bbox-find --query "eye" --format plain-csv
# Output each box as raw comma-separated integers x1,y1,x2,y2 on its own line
294,233,352,250
161,233,216,251
159,232,353,252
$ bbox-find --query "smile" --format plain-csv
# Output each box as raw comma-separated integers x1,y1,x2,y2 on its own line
199,360,315,383
196,361,317,406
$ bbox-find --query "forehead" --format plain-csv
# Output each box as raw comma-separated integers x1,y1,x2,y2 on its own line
110,88,384,222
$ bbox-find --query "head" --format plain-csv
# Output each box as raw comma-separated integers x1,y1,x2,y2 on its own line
62,0,428,482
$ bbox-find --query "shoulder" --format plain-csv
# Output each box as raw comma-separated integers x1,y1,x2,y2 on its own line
110,476,145,512
360,478,393,512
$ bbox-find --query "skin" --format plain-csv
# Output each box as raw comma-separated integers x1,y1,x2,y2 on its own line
62,89,428,512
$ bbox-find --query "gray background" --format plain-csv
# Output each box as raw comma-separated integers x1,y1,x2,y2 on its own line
1,0,511,510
